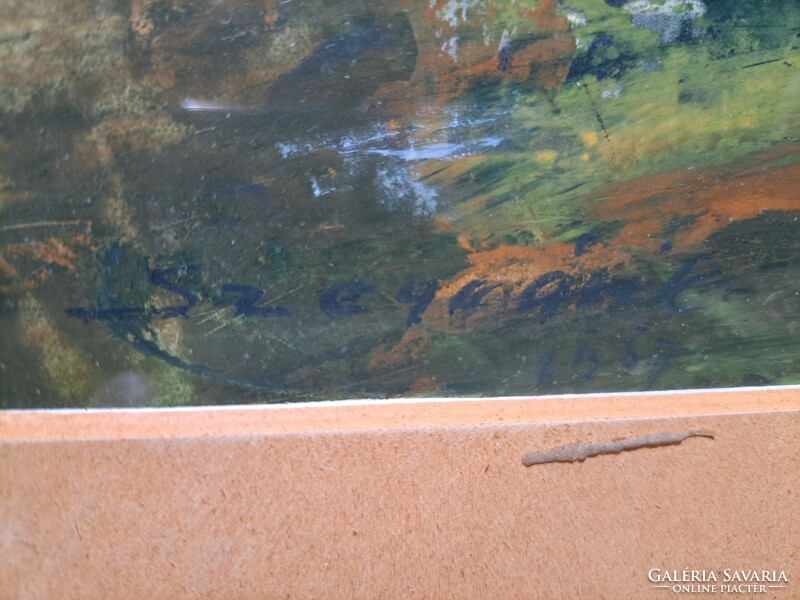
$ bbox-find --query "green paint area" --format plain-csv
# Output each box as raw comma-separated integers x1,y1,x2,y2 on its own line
0,0,798,406
428,0,799,246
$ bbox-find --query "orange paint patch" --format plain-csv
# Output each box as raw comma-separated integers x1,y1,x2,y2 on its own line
522,37,576,90
526,0,571,33
29,239,77,271
593,146,800,252
423,241,630,333
457,235,476,252
263,0,278,28
1,228,95,293
430,216,455,235
612,220,663,253
445,242,628,295
374,0,574,111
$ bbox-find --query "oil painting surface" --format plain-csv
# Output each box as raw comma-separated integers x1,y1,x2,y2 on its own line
1,0,798,406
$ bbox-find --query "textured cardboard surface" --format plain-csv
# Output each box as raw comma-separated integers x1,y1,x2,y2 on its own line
1,388,798,599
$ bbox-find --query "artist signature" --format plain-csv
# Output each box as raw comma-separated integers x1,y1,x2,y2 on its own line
64,251,719,390
67,254,718,326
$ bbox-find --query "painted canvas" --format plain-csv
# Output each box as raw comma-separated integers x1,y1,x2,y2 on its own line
1,0,798,406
